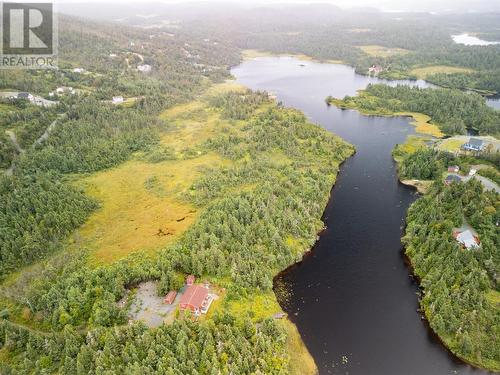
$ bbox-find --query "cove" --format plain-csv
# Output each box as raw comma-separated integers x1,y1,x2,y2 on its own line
231,57,491,375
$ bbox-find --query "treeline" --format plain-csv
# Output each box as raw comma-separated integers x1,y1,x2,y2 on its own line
18,100,161,174
208,90,269,120
331,84,500,136
0,311,289,374
424,70,500,95
404,180,499,370
397,148,452,180
0,11,241,279
0,92,352,372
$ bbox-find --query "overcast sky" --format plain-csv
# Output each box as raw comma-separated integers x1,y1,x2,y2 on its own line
50,0,500,13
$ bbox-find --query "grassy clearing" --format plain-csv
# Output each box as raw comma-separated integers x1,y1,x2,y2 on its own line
70,86,245,265
410,66,474,79
224,289,318,374
225,291,282,321
72,153,225,265
359,45,410,57
395,112,444,138
393,135,429,162
437,138,465,152
242,49,342,64
282,319,318,375
485,290,500,309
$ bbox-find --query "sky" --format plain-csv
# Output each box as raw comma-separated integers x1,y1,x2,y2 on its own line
45,0,500,12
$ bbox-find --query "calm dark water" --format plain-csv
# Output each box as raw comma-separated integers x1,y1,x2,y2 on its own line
232,57,490,375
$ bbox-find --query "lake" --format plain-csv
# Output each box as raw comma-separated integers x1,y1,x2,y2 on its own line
452,33,500,46
232,57,491,375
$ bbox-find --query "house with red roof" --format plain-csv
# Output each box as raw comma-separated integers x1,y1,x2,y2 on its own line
179,285,208,315
164,291,177,305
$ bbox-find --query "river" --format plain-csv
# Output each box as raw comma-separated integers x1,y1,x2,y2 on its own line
232,57,490,375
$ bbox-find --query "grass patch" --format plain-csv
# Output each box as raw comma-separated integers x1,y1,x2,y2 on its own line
242,49,342,64
225,291,282,321
0,103,16,114
394,135,429,160
410,66,474,79
437,138,465,152
359,45,410,57
69,86,248,265
395,112,444,138
485,290,500,309
72,154,224,265
281,319,318,375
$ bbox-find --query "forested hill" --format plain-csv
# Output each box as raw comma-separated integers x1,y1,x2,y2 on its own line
55,5,500,96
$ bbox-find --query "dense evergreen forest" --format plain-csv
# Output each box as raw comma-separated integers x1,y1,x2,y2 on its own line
328,84,500,136
404,179,499,370
0,13,353,370
391,136,499,370
0,15,240,278
1,4,499,374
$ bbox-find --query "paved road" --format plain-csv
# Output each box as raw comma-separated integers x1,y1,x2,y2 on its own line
0,91,58,107
447,173,500,193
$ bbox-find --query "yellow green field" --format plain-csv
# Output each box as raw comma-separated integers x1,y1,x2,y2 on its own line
395,112,444,138
410,66,474,79
485,290,500,309
242,49,342,64
70,87,245,265
359,45,410,57
283,319,318,375
437,138,465,152
224,290,317,375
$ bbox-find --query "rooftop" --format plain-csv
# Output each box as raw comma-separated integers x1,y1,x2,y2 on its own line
455,229,479,249
179,285,208,310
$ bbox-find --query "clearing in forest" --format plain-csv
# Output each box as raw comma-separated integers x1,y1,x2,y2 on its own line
396,112,444,138
410,65,474,78
70,92,238,265
359,45,410,57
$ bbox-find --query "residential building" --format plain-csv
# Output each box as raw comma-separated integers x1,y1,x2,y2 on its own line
17,92,34,102
164,291,177,305
179,284,208,315
454,229,480,249
462,138,484,152
112,96,124,104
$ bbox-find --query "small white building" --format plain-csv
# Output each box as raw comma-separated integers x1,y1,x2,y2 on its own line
56,87,75,95
455,230,479,249
137,64,152,73
468,168,477,176
73,68,85,73
112,96,124,104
